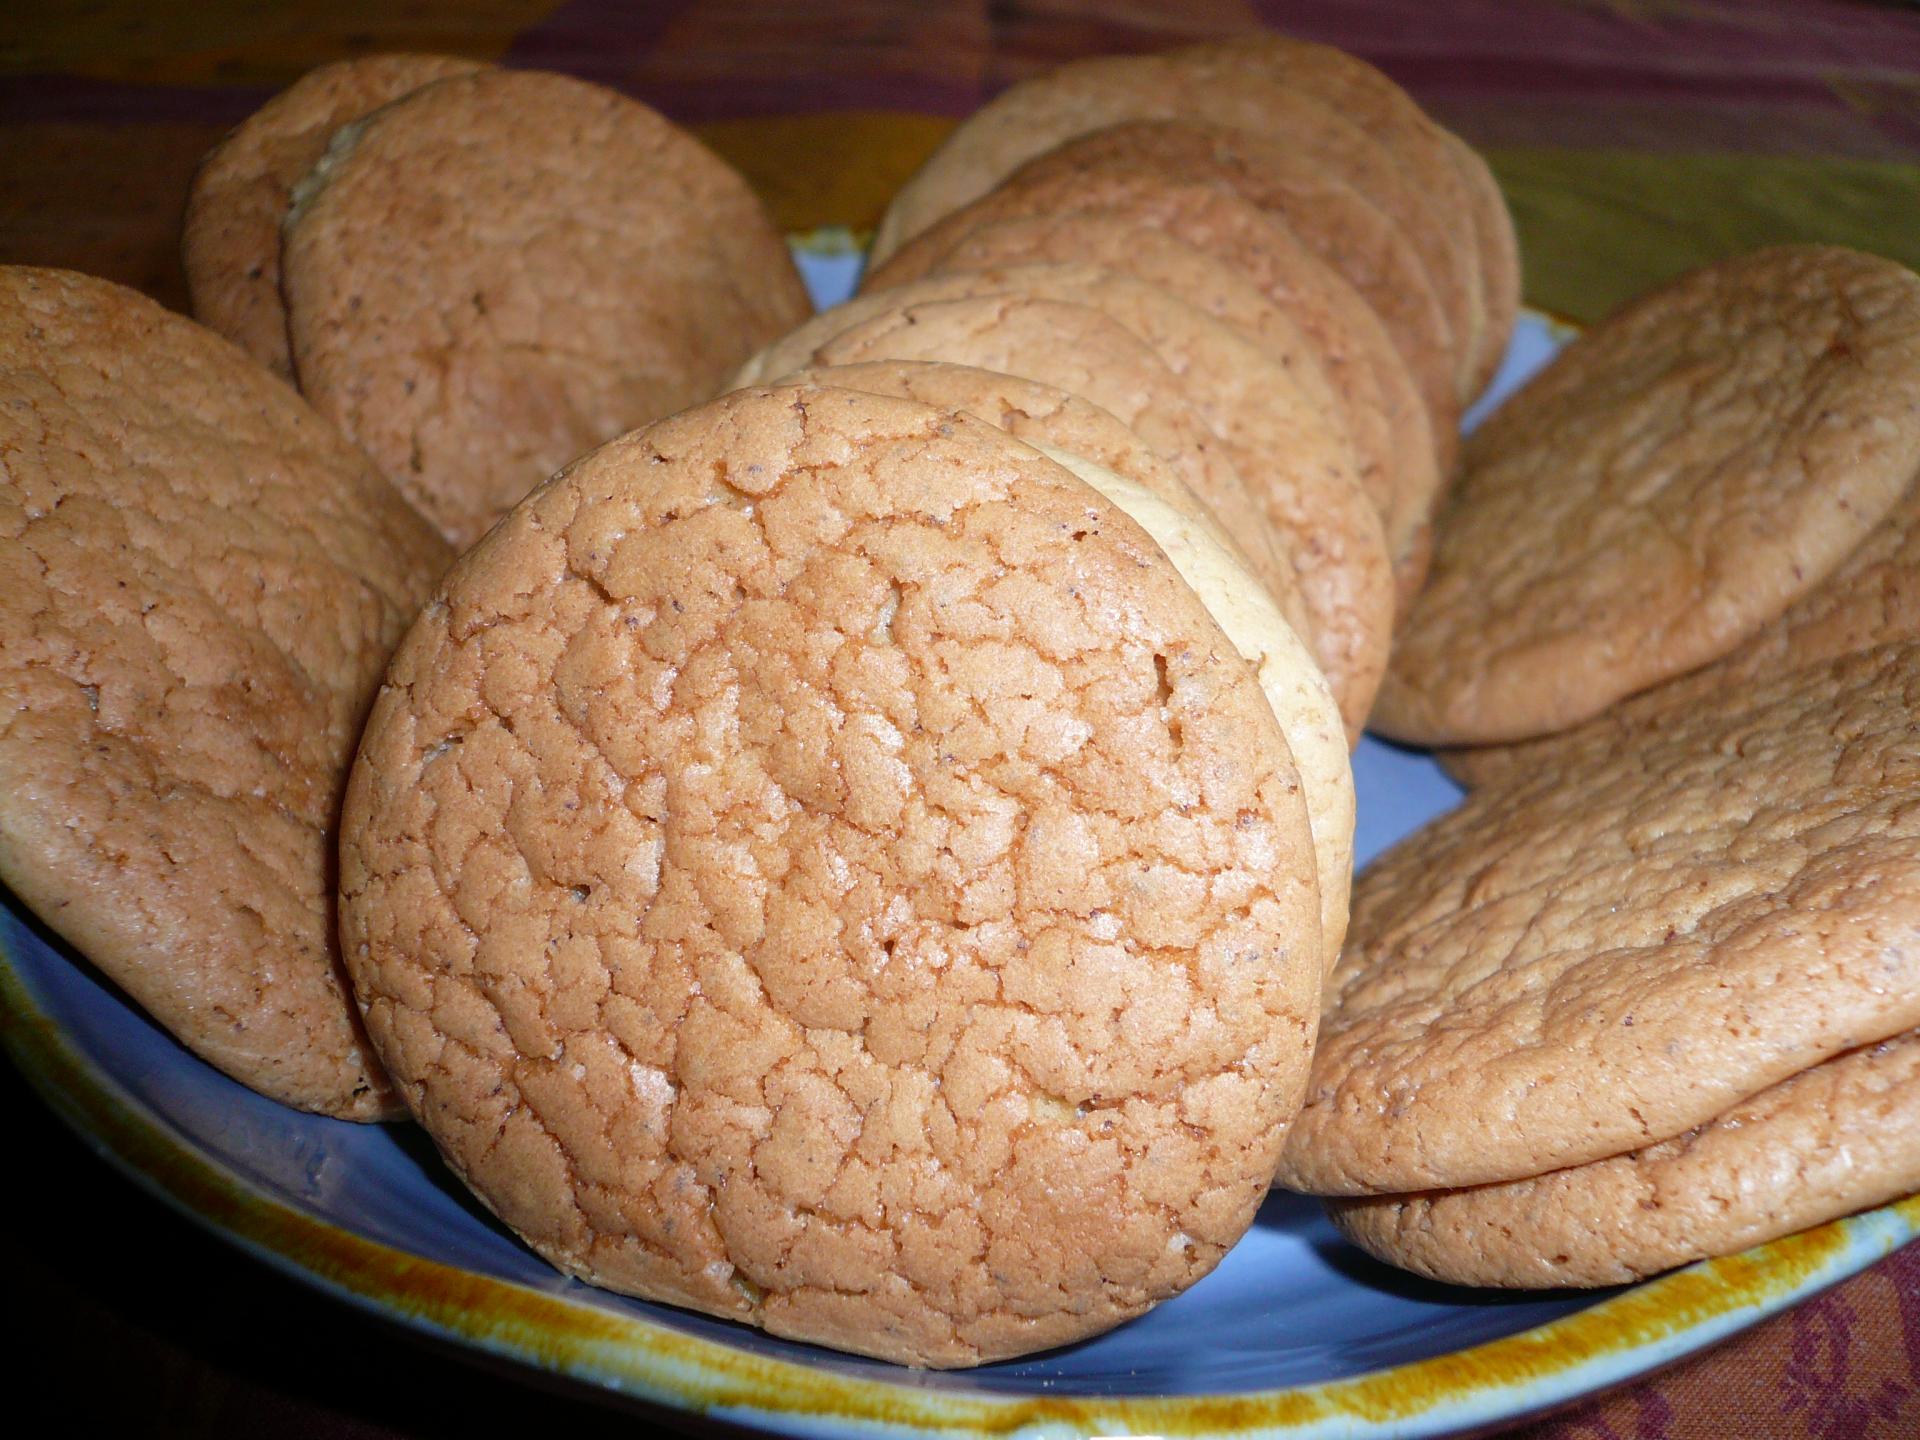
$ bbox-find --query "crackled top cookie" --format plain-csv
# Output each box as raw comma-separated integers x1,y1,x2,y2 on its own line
1376,246,1920,746
741,266,1391,735
902,219,1414,579
282,67,809,549
741,293,1310,649
772,359,1232,550
0,267,450,1118
1329,1027,1920,1288
182,53,484,378
868,122,1459,450
1443,453,1920,793
1279,641,1920,1196
867,50,1469,373
870,173,1446,501
340,385,1325,1366
1168,35,1516,398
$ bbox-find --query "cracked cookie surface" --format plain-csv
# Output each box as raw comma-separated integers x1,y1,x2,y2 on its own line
1167,35,1507,399
885,216,1420,601
867,49,1467,385
737,292,1310,655
282,68,809,550
866,120,1459,455
182,53,485,378
866,173,1444,518
1377,246,1920,746
0,266,450,1118
1330,1027,1920,1288
340,385,1323,1366
1279,642,1920,1196
1441,462,1920,791
739,266,1390,736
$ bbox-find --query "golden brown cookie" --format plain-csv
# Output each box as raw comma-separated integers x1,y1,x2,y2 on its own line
340,385,1324,1366
1167,35,1517,400
1439,451,1920,791
867,50,1474,394
741,266,1392,735
1375,246,1920,747
182,53,485,379
869,171,1448,505
867,122,1460,460
282,68,809,550
1278,641,1920,1196
0,267,450,1118
1330,1028,1920,1288
771,359,1240,565
902,215,1431,605
740,293,1310,654
1164,36,1487,398
778,365,1355,902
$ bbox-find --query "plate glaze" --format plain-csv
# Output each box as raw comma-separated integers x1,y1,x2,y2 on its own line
3,247,1915,1438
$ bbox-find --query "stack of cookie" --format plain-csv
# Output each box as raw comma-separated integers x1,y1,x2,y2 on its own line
184,58,810,549
1372,245,1920,769
734,33,1520,739
1279,244,1920,1286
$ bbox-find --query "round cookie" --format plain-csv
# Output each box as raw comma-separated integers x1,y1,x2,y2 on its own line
1031,443,1354,973
867,49,1474,389
740,294,1311,652
914,214,1429,607
340,385,1325,1367
1440,457,1920,792
1375,246,1920,747
742,266,1393,736
1330,1028,1920,1288
867,122,1460,456
282,67,810,550
1167,35,1510,399
1278,640,1920,1196
182,53,485,379
0,267,451,1118
869,170,1448,494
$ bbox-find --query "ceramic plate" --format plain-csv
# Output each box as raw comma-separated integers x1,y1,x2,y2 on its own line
4,243,1917,1439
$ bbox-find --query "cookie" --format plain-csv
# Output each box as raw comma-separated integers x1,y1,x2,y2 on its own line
1164,37,1486,397
1330,1028,1920,1288
281,68,810,549
340,385,1324,1366
741,266,1393,735
1031,443,1354,972
900,215,1429,605
868,171,1447,503
867,122,1460,459
1375,246,1920,747
0,267,450,1118
867,50,1473,393
1278,641,1920,1196
182,53,485,379
1439,449,1920,791
1168,35,1517,400
740,294,1311,653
